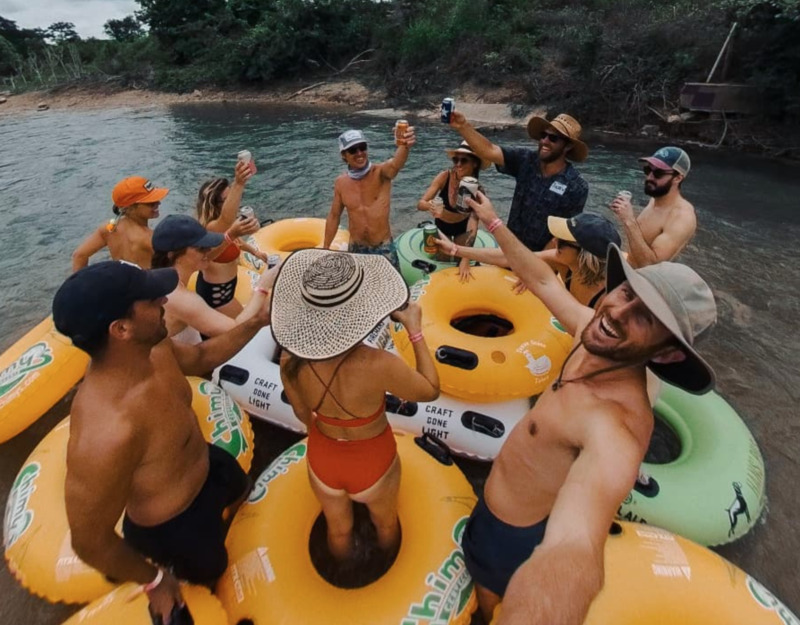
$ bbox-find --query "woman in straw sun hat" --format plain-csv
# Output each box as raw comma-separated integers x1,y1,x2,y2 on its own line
272,249,440,561
417,140,489,281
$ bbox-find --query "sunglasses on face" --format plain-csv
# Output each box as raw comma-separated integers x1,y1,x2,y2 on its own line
346,143,368,155
642,166,676,179
452,156,473,166
540,131,565,144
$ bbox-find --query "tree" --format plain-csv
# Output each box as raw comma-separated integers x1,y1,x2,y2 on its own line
46,22,80,44
103,15,144,42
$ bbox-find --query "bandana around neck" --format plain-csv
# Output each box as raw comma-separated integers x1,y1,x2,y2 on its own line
347,161,372,180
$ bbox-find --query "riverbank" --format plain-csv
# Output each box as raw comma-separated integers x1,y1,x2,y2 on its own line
2,79,793,158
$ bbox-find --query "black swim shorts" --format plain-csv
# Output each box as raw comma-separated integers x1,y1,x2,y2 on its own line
122,444,250,586
435,217,469,239
461,496,548,596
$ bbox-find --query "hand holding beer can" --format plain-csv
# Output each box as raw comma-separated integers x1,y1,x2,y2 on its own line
423,224,439,257
238,205,255,221
455,176,480,213
237,149,257,175
441,97,455,124
394,120,409,146
617,190,632,202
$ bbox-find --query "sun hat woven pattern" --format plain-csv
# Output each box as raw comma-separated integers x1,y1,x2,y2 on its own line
270,249,409,360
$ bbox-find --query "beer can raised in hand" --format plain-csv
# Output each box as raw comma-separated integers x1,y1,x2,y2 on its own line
455,176,480,213
617,190,632,201
441,97,455,123
395,120,409,146
423,224,439,256
238,205,255,220
237,150,252,165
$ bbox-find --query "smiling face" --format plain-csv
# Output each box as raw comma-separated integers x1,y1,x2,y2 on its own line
342,142,369,169
129,201,161,220
538,131,571,164
451,154,480,179
581,280,676,362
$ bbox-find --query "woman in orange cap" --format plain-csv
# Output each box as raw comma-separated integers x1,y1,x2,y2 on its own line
71,176,169,272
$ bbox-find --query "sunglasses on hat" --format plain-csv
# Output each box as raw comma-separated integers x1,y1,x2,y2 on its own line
643,165,676,179
346,143,368,155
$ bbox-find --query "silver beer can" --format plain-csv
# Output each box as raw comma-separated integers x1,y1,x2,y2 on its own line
455,176,480,213
267,254,281,269
238,205,255,220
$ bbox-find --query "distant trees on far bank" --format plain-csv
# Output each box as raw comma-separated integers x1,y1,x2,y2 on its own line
1,0,798,128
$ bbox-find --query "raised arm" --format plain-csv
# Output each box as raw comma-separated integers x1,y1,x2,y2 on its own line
380,126,416,180
204,161,253,233
324,182,345,249
449,111,505,167
382,302,440,402
71,226,108,272
66,423,183,620
417,171,449,215
467,192,592,335
497,414,643,625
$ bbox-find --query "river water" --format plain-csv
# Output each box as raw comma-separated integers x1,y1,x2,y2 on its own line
1,103,799,622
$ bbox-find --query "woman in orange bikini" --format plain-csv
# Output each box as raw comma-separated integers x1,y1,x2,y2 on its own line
272,250,439,560
195,160,265,318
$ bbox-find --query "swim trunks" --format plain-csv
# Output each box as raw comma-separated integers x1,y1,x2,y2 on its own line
122,444,250,586
348,239,400,271
461,496,548,596
196,273,238,309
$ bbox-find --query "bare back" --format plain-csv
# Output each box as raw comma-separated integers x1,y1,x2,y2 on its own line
334,168,393,245
107,219,155,268
486,330,654,527
67,340,208,527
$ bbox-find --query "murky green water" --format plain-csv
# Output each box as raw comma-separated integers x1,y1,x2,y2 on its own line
1,102,799,621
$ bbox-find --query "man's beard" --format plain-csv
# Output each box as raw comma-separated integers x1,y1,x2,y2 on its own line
539,143,565,163
644,179,673,197
580,321,672,364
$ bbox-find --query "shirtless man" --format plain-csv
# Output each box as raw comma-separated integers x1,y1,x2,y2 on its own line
323,128,415,269
52,261,270,622
71,176,168,271
462,191,717,625
610,147,697,268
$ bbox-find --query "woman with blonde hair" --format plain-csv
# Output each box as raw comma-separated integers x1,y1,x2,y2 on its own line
272,250,439,561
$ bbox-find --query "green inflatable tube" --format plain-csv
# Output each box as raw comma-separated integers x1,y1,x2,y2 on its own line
395,222,498,286
618,382,766,547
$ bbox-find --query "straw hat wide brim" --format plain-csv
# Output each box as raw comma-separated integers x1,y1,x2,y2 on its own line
527,117,589,163
445,147,491,170
270,249,409,360
605,244,715,394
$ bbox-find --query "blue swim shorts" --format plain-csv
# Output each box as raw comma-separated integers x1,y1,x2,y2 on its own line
348,238,400,271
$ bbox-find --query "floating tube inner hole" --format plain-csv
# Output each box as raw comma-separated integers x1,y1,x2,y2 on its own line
282,238,319,251
451,313,514,337
645,412,682,464
308,503,401,589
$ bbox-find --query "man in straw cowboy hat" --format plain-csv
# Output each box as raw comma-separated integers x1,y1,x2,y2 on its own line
52,261,273,623
271,250,439,563
448,109,589,252
324,126,416,270
609,146,697,268
459,191,716,625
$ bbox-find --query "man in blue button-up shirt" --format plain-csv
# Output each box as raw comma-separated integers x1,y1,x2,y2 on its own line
450,111,589,251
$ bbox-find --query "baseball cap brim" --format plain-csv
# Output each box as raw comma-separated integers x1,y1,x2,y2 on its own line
547,216,577,244
605,244,715,394
637,157,673,171
193,231,225,248
340,138,368,152
140,267,180,299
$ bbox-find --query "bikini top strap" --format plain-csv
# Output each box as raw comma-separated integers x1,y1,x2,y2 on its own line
307,351,361,418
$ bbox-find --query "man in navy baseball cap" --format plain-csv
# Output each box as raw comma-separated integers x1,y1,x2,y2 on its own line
609,145,697,268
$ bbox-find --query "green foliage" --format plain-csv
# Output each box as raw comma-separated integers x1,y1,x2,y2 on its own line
45,22,80,44
103,16,145,42
0,35,20,75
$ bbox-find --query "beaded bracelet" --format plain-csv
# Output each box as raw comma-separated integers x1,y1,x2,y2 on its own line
487,218,503,234
449,242,459,256
408,331,424,344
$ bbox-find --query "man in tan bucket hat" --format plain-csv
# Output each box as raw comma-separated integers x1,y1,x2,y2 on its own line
459,191,717,624
449,109,589,251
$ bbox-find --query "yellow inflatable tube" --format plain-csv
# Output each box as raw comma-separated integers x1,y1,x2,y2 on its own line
245,217,350,268
62,583,227,625
0,316,89,443
391,267,573,402
216,431,478,625
3,378,254,604
491,522,798,624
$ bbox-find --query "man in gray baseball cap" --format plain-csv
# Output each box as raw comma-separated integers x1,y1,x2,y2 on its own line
459,191,716,624
610,145,697,268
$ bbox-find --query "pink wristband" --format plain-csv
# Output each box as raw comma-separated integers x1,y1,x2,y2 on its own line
449,242,459,256
255,287,270,296
408,331,424,344
487,218,503,234
224,232,234,245
144,568,163,593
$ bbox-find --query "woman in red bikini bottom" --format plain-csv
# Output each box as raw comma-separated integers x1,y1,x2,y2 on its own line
271,249,440,560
